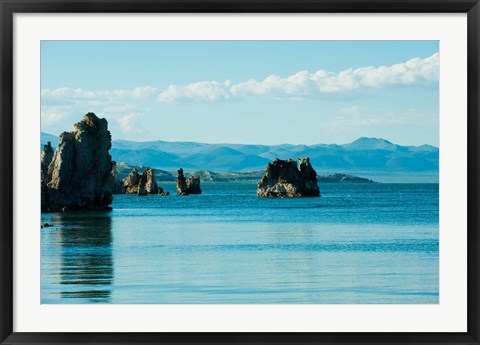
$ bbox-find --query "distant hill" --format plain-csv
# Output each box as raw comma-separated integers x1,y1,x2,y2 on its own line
114,162,177,182
342,137,400,151
41,133,439,182
41,132,58,150
317,173,376,183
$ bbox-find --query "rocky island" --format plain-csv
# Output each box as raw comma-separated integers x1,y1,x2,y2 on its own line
257,158,320,197
176,168,202,195
122,167,168,196
41,113,115,212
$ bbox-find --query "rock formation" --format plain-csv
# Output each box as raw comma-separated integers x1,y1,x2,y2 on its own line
41,113,114,212
40,141,54,183
158,187,169,196
123,167,166,195
123,168,140,194
176,168,188,195
110,161,125,194
186,176,201,194
137,178,147,196
176,168,202,195
256,157,320,197
143,168,159,194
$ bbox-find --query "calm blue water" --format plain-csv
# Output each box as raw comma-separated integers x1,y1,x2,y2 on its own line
41,183,439,304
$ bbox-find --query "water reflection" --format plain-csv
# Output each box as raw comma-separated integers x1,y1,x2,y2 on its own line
50,212,113,303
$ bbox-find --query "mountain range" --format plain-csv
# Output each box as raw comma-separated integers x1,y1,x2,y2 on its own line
41,133,439,182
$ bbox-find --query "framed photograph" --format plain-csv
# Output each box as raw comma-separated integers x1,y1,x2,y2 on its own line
1,1,479,344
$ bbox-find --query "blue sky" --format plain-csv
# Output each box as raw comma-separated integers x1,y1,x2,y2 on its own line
41,41,439,146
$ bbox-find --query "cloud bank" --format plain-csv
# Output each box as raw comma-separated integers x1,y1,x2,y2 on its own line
157,52,439,102
41,53,438,104
41,86,158,100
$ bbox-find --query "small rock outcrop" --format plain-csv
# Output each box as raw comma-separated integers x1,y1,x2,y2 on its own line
143,168,159,194
176,168,202,195
257,157,320,197
157,186,170,196
41,141,54,182
123,167,165,195
110,161,125,194
186,176,201,194
41,113,114,212
123,168,140,194
176,168,188,195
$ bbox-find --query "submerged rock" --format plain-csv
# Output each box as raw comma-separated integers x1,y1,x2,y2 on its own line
257,157,320,197
41,113,114,212
157,186,169,196
176,168,202,195
123,167,162,196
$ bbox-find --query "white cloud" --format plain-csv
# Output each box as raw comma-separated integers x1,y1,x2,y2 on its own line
42,110,67,124
41,87,70,98
73,88,96,99
40,105,74,124
116,113,142,133
157,81,232,103
41,53,439,105
352,53,439,88
41,86,158,101
158,53,439,102
230,71,316,98
133,86,158,99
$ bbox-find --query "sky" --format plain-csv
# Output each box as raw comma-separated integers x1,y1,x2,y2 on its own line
41,41,439,146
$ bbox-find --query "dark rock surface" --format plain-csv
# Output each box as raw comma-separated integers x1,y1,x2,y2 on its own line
137,177,147,196
41,113,114,212
158,186,169,196
143,168,159,194
123,167,163,195
40,141,54,182
110,161,125,194
176,168,202,195
123,168,140,194
176,168,188,195
257,157,320,197
186,176,201,194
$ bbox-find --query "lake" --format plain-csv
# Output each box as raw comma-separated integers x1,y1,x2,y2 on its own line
41,182,439,304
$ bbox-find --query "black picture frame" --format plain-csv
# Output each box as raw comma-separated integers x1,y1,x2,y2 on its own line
1,1,479,344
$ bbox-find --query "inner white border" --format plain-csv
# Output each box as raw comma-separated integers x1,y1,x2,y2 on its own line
13,13,468,332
